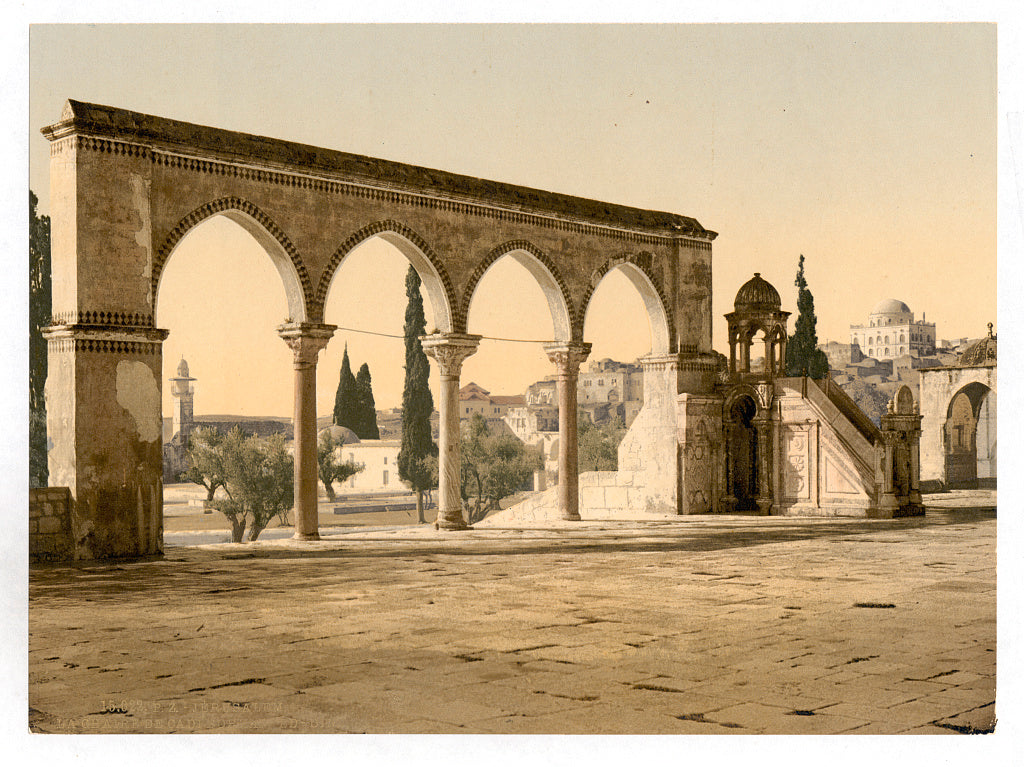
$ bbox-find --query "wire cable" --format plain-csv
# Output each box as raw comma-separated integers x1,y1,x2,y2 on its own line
330,325,551,344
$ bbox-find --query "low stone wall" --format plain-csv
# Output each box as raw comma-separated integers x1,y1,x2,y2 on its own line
29,487,74,563
478,471,678,526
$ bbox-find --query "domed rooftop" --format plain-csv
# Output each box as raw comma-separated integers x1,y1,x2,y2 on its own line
871,298,912,316
174,358,192,378
734,273,781,311
318,424,360,445
958,324,997,367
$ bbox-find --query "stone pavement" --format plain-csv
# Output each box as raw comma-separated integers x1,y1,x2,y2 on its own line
28,492,996,735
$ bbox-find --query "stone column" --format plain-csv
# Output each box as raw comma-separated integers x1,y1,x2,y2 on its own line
278,322,336,541
421,333,481,530
544,342,592,521
753,413,774,515
878,432,900,515
909,424,923,506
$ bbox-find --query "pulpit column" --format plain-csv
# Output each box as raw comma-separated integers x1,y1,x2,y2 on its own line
278,322,336,541
753,412,774,515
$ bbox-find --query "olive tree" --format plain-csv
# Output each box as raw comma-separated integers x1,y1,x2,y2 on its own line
460,414,542,524
205,427,294,543
317,430,364,502
182,426,227,502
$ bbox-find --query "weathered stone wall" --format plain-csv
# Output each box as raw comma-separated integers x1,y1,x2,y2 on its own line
478,471,679,526
29,487,74,563
617,356,681,513
919,365,997,489
677,393,723,514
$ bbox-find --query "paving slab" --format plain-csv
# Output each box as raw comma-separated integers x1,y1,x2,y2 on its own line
28,497,996,734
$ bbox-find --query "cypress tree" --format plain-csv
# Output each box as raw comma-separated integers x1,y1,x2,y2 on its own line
785,254,831,379
333,345,359,431
29,190,51,487
397,265,436,523
355,362,380,439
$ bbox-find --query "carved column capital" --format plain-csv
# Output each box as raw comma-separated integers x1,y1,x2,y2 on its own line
277,322,336,366
544,342,592,376
420,333,482,378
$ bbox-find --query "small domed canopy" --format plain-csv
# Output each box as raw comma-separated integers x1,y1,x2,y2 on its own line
173,358,194,379
726,274,791,378
958,323,997,367
318,424,360,445
871,298,912,316
734,273,781,311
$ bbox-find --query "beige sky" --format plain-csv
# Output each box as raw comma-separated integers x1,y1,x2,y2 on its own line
29,23,997,417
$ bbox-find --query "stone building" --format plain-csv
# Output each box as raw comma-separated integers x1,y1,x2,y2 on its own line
849,299,936,361
578,358,644,426
458,382,524,428
319,424,407,495
918,324,996,490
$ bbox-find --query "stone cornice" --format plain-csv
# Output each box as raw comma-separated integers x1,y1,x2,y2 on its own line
42,100,717,245
42,323,169,355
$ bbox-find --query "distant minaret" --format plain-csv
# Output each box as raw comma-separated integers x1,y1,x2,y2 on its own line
169,358,196,440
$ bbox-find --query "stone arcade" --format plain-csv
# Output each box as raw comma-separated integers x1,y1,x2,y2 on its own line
38,101,920,561
39,101,717,559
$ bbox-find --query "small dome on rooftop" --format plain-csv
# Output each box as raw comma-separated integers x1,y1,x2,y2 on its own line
958,323,997,367
318,424,360,445
871,298,912,316
734,273,781,311
175,358,190,378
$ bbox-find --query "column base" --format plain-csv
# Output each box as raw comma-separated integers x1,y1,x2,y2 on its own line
561,511,582,521
292,532,321,542
434,511,471,531
878,492,900,513
756,498,773,515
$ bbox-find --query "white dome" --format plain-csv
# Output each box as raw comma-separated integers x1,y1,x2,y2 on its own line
871,299,911,316
318,424,360,445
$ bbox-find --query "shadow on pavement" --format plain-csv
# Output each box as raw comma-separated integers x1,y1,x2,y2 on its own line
29,506,995,603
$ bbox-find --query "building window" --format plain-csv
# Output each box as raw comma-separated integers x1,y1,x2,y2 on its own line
383,456,387,464
383,470,389,485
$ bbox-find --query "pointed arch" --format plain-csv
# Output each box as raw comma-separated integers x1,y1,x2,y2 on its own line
315,220,455,332
460,240,574,342
723,383,766,418
579,253,674,354
153,197,311,323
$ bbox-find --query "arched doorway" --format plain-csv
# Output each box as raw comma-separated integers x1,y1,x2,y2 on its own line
945,382,996,488
725,394,759,511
